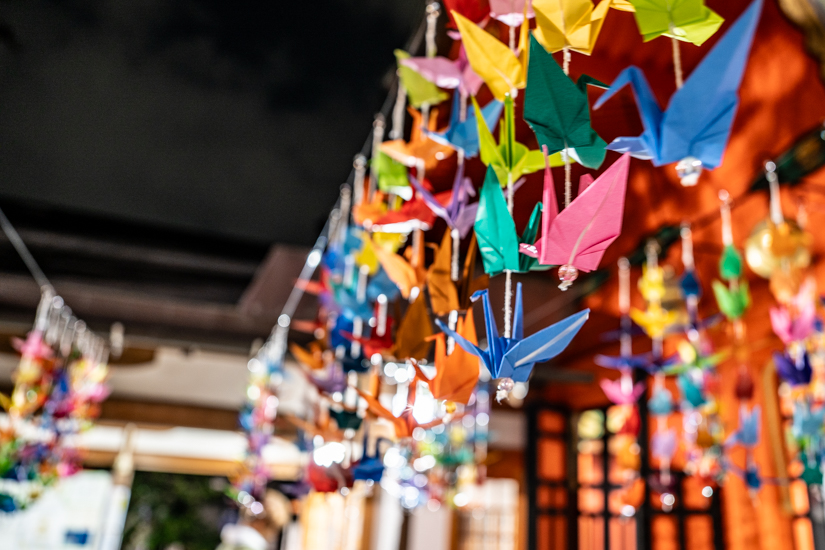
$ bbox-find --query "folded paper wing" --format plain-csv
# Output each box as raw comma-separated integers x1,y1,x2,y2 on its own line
522,153,629,272
408,154,478,237
417,311,480,405
593,0,762,168
627,0,724,46
532,0,612,55
523,35,607,169
390,292,433,361
426,92,504,158
453,10,529,101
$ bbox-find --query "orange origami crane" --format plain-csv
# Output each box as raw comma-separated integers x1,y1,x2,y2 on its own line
414,311,480,405
426,231,489,316
380,108,455,171
371,233,426,300
389,291,433,361
290,342,327,371
356,378,446,440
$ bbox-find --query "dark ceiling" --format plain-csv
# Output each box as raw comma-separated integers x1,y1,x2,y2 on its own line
0,0,426,350
0,0,423,246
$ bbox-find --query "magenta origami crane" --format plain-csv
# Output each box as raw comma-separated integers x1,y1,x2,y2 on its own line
520,152,630,289
599,377,646,405
770,278,817,344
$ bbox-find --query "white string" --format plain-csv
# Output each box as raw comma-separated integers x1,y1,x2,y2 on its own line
504,172,515,338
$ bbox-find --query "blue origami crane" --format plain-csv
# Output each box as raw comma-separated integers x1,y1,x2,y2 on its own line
425,92,503,158
727,405,761,449
792,402,825,439
436,283,589,382
593,0,762,170
352,438,388,482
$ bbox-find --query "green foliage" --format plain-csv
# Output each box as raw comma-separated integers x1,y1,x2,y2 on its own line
122,471,230,550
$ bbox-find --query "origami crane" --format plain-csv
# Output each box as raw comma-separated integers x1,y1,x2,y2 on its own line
409,160,478,238
12,331,54,360
474,165,548,277
370,235,426,299
489,0,534,26
712,245,750,321
356,381,445,440
303,363,348,395
651,429,677,461
774,350,812,387
520,153,629,287
648,388,673,416
425,230,489,316
770,287,816,345
395,50,449,108
624,0,724,46
399,45,484,97
425,92,504,158
593,0,762,171
413,311,480,405
600,378,646,405
375,152,409,195
453,10,529,101
532,0,613,55
524,35,608,169
290,342,327,371
476,94,563,188
389,292,433,361
436,283,590,383
727,406,761,449
380,108,455,171
369,194,437,234
792,402,825,439
352,439,386,482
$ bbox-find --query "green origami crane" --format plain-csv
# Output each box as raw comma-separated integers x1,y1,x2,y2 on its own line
375,152,408,193
523,34,607,170
712,245,750,321
395,50,449,108
474,165,549,276
475,94,565,188
627,0,724,46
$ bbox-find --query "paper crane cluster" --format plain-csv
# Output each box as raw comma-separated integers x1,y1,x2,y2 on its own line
0,291,110,511
228,0,811,520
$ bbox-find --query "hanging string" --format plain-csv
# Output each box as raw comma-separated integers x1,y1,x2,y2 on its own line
389,82,407,141
563,148,572,209
0,206,51,292
352,155,366,207
766,161,784,225
671,37,684,89
504,172,515,338
368,115,385,202
562,47,571,76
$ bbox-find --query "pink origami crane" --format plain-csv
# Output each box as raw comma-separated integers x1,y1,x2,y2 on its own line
520,153,629,287
12,330,53,360
600,377,646,405
398,46,484,97
489,0,535,26
770,280,816,345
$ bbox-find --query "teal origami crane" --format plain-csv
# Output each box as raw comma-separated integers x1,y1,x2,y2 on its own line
474,165,548,276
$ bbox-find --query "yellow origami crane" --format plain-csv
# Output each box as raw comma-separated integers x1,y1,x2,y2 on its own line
453,10,530,101
371,235,426,300
532,0,613,55
630,303,679,340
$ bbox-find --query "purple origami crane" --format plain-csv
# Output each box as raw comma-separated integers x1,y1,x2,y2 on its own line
409,162,479,238
305,363,348,395
651,429,677,461
774,350,812,386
